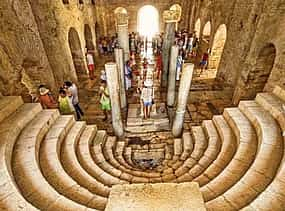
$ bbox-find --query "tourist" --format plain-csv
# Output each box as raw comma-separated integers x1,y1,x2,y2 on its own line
64,81,84,120
38,86,58,109
58,88,74,115
102,37,108,55
100,70,107,82
141,79,153,119
176,50,184,81
200,50,210,71
86,50,95,80
99,80,111,121
125,61,132,90
156,51,163,80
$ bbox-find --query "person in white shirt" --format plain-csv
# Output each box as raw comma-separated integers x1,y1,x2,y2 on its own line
141,80,153,119
64,81,84,120
86,50,95,80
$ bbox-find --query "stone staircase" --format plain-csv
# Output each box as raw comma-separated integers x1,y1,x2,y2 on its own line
0,86,285,210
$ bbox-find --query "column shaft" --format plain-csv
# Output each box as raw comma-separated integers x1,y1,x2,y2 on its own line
105,62,124,137
117,24,129,62
161,22,176,87
167,45,179,107
115,48,127,108
172,63,194,137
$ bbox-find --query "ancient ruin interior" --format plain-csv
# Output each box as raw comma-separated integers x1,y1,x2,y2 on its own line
0,0,285,210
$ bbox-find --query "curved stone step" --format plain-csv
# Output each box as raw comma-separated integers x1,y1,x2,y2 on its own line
0,103,42,210
61,123,109,198
0,96,23,124
194,115,237,186
189,120,221,180
12,110,91,210
201,108,257,205
40,116,107,210
77,130,124,187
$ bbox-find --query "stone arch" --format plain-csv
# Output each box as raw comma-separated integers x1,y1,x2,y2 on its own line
137,5,159,38
209,24,227,77
246,43,276,98
84,24,95,51
202,21,211,40
68,27,87,77
194,18,201,38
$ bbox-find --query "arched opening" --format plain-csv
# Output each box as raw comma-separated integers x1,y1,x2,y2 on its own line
170,4,182,30
246,43,276,98
202,21,211,41
209,24,227,77
68,28,87,78
194,19,201,38
84,24,95,51
137,5,159,39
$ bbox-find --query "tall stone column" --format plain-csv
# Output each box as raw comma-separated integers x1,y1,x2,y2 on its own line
105,62,124,137
116,14,129,62
115,48,127,109
167,45,179,107
161,10,179,87
172,63,194,137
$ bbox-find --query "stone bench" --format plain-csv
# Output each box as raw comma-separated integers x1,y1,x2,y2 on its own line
201,108,257,206
12,110,90,210
0,103,42,210
194,115,237,186
77,130,124,187
0,96,23,123
61,123,110,199
185,120,222,180
39,116,107,210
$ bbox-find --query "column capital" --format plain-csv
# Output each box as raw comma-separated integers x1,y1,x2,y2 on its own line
163,10,180,23
116,13,129,26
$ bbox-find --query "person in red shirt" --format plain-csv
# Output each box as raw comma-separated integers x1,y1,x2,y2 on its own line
156,51,163,80
199,49,210,71
38,86,58,109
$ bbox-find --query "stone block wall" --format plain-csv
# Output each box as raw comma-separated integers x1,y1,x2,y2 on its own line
184,0,285,103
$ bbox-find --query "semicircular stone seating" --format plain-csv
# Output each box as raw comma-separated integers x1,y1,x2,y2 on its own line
0,85,285,210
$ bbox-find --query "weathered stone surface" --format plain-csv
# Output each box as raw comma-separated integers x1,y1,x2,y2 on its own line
105,183,206,211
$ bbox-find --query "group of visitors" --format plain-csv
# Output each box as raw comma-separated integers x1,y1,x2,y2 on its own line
36,81,84,120
98,35,119,55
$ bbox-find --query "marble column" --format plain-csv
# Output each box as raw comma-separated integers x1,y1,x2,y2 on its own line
115,48,127,109
105,62,124,137
116,14,129,62
167,45,179,107
161,10,179,88
172,63,194,137
161,22,176,87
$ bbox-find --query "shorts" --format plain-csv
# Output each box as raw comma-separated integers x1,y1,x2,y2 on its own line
101,101,111,111
144,101,152,106
200,60,207,66
88,64,95,71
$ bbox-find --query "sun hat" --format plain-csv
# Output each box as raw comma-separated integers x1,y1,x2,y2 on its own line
144,79,153,87
39,87,50,96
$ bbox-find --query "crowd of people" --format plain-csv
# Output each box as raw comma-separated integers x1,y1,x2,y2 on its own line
35,29,212,123
36,81,84,121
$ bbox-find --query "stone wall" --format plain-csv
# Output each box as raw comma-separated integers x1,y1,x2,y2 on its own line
28,0,98,85
0,0,56,97
96,0,183,35
184,0,285,103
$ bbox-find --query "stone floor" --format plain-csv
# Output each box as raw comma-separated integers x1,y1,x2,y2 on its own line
77,48,234,135
105,183,206,211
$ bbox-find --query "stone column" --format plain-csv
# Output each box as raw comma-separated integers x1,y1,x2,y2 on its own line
105,62,124,137
116,14,129,62
167,45,179,107
161,10,179,87
115,48,127,109
172,63,194,137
